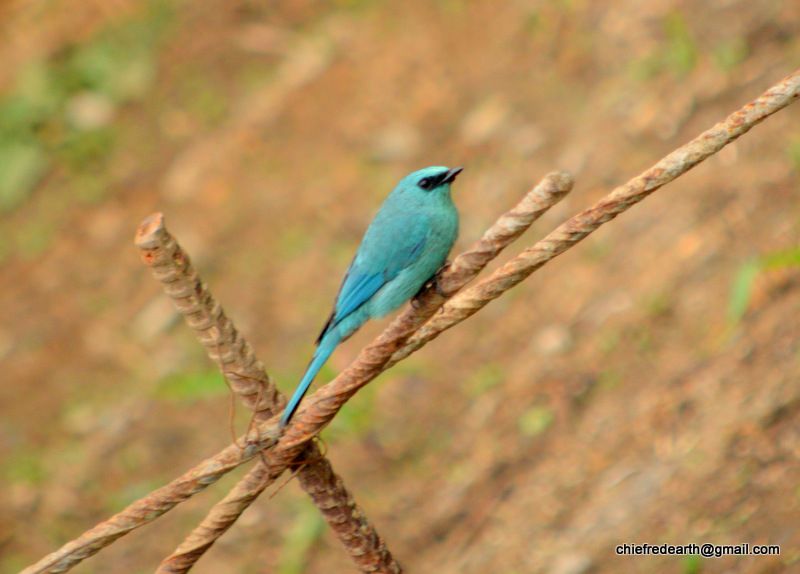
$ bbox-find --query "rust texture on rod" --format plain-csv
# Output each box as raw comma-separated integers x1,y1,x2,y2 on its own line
134,213,282,419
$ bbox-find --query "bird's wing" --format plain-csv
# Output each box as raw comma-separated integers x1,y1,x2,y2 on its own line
334,272,390,322
316,215,429,344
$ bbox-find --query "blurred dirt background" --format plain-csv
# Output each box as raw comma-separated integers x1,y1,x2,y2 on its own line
2,1,800,573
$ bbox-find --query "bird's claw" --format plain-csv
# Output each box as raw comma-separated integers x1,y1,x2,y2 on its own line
413,261,451,306
433,260,451,297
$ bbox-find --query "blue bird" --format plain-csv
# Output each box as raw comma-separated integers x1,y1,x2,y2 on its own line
280,166,463,427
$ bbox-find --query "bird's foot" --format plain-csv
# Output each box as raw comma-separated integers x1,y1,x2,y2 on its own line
413,261,451,307
432,260,451,297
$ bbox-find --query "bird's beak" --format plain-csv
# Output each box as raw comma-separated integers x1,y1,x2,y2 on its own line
440,166,464,184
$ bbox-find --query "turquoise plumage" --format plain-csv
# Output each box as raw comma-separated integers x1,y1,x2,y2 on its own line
280,166,462,427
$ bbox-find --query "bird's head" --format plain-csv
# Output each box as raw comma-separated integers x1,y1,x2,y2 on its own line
398,166,463,199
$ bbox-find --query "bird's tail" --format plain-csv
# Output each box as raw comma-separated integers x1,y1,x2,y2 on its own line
280,330,342,427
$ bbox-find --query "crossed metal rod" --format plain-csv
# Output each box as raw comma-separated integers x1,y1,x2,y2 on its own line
22,67,800,574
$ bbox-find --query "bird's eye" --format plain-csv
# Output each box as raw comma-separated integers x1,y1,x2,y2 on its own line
418,177,432,190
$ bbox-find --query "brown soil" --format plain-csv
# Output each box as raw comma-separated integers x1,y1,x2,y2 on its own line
2,1,800,573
